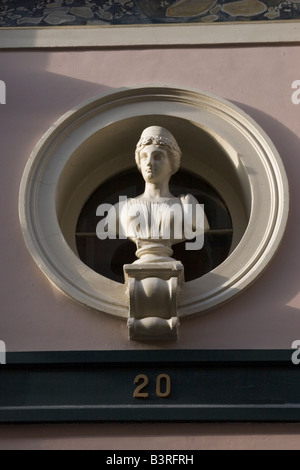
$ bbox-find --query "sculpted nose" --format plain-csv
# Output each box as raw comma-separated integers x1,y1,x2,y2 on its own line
145,153,153,165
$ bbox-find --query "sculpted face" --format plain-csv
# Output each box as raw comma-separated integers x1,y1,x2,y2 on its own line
139,144,172,184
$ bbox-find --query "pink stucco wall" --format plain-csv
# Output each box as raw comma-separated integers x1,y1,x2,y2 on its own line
0,46,299,351
0,45,300,449
1,422,300,450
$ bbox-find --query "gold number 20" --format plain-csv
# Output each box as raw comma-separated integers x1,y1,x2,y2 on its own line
133,374,171,398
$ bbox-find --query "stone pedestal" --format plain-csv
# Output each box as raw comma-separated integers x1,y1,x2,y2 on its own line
124,261,184,341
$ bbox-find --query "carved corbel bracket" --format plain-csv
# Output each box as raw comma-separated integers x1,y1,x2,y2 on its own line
124,262,184,341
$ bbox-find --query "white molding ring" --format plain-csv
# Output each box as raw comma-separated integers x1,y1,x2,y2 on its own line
19,86,289,319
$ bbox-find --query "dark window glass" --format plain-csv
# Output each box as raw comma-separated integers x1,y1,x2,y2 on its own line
76,168,232,283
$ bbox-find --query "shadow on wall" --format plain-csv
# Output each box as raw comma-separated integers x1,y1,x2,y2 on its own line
233,101,299,309
180,101,300,348
0,52,114,160
0,50,114,232
0,52,115,352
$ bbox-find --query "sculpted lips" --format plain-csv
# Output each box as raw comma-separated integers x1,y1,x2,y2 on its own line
145,167,154,176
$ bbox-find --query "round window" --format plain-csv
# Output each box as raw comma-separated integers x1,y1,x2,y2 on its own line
76,168,233,283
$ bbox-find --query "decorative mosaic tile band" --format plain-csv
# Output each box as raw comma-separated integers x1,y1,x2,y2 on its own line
0,0,299,27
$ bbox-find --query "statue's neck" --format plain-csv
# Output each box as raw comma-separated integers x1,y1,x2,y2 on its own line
142,182,173,199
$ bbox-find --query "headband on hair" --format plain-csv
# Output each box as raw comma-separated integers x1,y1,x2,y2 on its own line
136,135,181,155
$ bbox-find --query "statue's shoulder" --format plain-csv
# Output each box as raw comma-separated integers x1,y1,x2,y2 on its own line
179,193,198,206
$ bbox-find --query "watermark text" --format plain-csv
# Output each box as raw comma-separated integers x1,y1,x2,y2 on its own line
291,80,300,105
0,341,6,364
105,454,194,466
291,340,300,365
0,80,6,104
96,197,205,251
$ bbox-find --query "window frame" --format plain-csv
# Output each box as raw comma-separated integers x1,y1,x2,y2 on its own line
18,85,289,319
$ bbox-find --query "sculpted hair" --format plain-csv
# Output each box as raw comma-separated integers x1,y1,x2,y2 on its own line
135,131,182,175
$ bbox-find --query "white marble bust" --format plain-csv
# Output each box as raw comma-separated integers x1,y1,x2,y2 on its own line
100,126,209,263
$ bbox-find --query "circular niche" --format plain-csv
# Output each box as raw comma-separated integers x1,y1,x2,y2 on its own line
19,86,289,319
